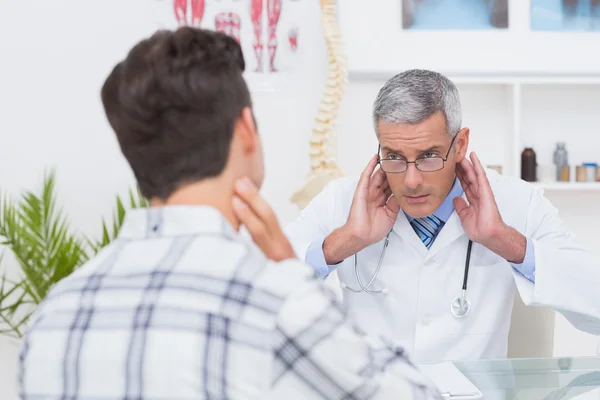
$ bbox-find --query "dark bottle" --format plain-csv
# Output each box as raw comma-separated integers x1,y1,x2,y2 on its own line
521,147,537,182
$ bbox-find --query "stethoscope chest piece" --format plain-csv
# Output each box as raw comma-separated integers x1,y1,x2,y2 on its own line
451,290,471,318
450,239,474,319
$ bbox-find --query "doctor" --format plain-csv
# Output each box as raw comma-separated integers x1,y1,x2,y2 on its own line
279,69,600,362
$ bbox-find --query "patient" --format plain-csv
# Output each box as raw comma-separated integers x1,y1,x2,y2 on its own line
18,27,440,399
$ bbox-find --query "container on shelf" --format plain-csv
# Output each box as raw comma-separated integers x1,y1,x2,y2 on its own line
559,165,571,182
596,166,600,182
553,142,568,181
521,147,537,182
583,163,598,182
576,166,587,182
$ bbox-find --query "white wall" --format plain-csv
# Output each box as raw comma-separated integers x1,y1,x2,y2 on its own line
1,1,599,399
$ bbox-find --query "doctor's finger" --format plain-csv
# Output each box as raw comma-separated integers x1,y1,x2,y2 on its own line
458,158,478,188
380,179,390,192
457,157,474,180
456,170,479,205
385,194,401,215
470,152,491,187
359,155,379,184
380,186,393,204
455,167,467,189
453,196,469,218
370,168,386,190
455,167,469,189
456,168,477,202
373,186,391,206
354,155,380,201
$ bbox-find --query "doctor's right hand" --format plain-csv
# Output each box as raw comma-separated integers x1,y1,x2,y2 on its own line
323,155,401,264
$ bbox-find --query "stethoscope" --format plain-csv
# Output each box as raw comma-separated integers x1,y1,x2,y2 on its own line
340,232,474,319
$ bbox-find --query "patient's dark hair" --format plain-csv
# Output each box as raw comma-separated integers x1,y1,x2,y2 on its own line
101,27,251,200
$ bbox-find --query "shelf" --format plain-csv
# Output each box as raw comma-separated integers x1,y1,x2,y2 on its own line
535,182,600,191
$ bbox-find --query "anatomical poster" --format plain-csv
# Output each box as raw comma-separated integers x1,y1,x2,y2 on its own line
154,0,308,91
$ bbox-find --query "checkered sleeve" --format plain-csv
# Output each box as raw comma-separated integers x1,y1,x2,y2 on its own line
270,279,442,399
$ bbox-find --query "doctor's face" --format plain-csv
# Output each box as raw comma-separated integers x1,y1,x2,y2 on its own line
377,112,469,218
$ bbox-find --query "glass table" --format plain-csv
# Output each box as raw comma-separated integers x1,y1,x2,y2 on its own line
453,357,600,399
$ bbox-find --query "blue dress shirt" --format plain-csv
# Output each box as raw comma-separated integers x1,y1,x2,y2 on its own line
305,178,536,282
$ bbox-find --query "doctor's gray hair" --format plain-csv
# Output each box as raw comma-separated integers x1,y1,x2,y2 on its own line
372,69,462,136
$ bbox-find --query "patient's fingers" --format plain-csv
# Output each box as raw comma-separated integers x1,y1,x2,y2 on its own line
233,177,278,229
232,195,269,243
232,177,296,262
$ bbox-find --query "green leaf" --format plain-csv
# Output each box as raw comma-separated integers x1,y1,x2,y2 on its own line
0,168,86,337
85,188,148,256
0,168,149,338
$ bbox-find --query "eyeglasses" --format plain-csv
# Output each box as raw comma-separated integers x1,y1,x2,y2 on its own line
378,134,458,173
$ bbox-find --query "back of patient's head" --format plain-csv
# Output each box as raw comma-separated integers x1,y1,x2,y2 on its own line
101,27,252,200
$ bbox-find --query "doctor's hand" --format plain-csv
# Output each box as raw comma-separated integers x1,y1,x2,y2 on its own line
232,177,297,262
454,152,527,263
323,155,401,264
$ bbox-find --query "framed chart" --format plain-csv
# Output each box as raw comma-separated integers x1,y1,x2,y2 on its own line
153,0,310,91
339,0,600,78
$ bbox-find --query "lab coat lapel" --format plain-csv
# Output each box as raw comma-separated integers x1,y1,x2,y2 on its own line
392,211,427,258
425,193,467,262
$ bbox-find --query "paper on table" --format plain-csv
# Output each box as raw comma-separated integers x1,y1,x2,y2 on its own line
418,362,483,399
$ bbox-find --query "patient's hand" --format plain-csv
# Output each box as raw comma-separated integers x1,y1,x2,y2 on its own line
232,177,296,262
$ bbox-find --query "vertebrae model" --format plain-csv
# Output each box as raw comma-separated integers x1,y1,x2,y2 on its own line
291,0,347,209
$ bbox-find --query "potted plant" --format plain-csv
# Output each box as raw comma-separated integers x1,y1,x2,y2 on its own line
0,169,148,338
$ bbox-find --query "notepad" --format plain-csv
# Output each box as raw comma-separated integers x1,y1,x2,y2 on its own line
417,362,483,399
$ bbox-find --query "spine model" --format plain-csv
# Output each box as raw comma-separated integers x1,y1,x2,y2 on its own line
290,0,347,209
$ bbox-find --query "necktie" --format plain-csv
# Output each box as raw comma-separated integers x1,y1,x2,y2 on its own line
410,215,443,249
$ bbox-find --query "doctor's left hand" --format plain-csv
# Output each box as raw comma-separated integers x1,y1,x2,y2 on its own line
232,177,297,262
454,152,505,243
454,152,526,263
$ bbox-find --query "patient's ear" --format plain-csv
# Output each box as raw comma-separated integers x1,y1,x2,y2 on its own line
455,128,470,162
236,107,258,154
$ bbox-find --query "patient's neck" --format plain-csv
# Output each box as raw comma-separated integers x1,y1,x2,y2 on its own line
150,177,240,231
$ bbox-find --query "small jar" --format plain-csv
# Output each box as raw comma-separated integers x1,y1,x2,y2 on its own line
576,166,587,182
559,165,571,182
596,166,600,182
583,163,598,182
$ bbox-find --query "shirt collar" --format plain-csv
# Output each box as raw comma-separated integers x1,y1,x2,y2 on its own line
405,178,464,223
117,205,238,240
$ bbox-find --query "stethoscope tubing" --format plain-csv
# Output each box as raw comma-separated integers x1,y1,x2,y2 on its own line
343,232,474,317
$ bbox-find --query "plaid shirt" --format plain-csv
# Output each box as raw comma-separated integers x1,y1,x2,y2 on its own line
18,205,441,399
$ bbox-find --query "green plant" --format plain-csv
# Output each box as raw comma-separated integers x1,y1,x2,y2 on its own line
0,170,148,338
86,187,149,253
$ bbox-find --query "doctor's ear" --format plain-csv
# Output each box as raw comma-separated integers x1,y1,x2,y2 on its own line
454,128,470,162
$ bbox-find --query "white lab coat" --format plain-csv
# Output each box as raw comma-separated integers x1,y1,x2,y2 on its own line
285,169,600,362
